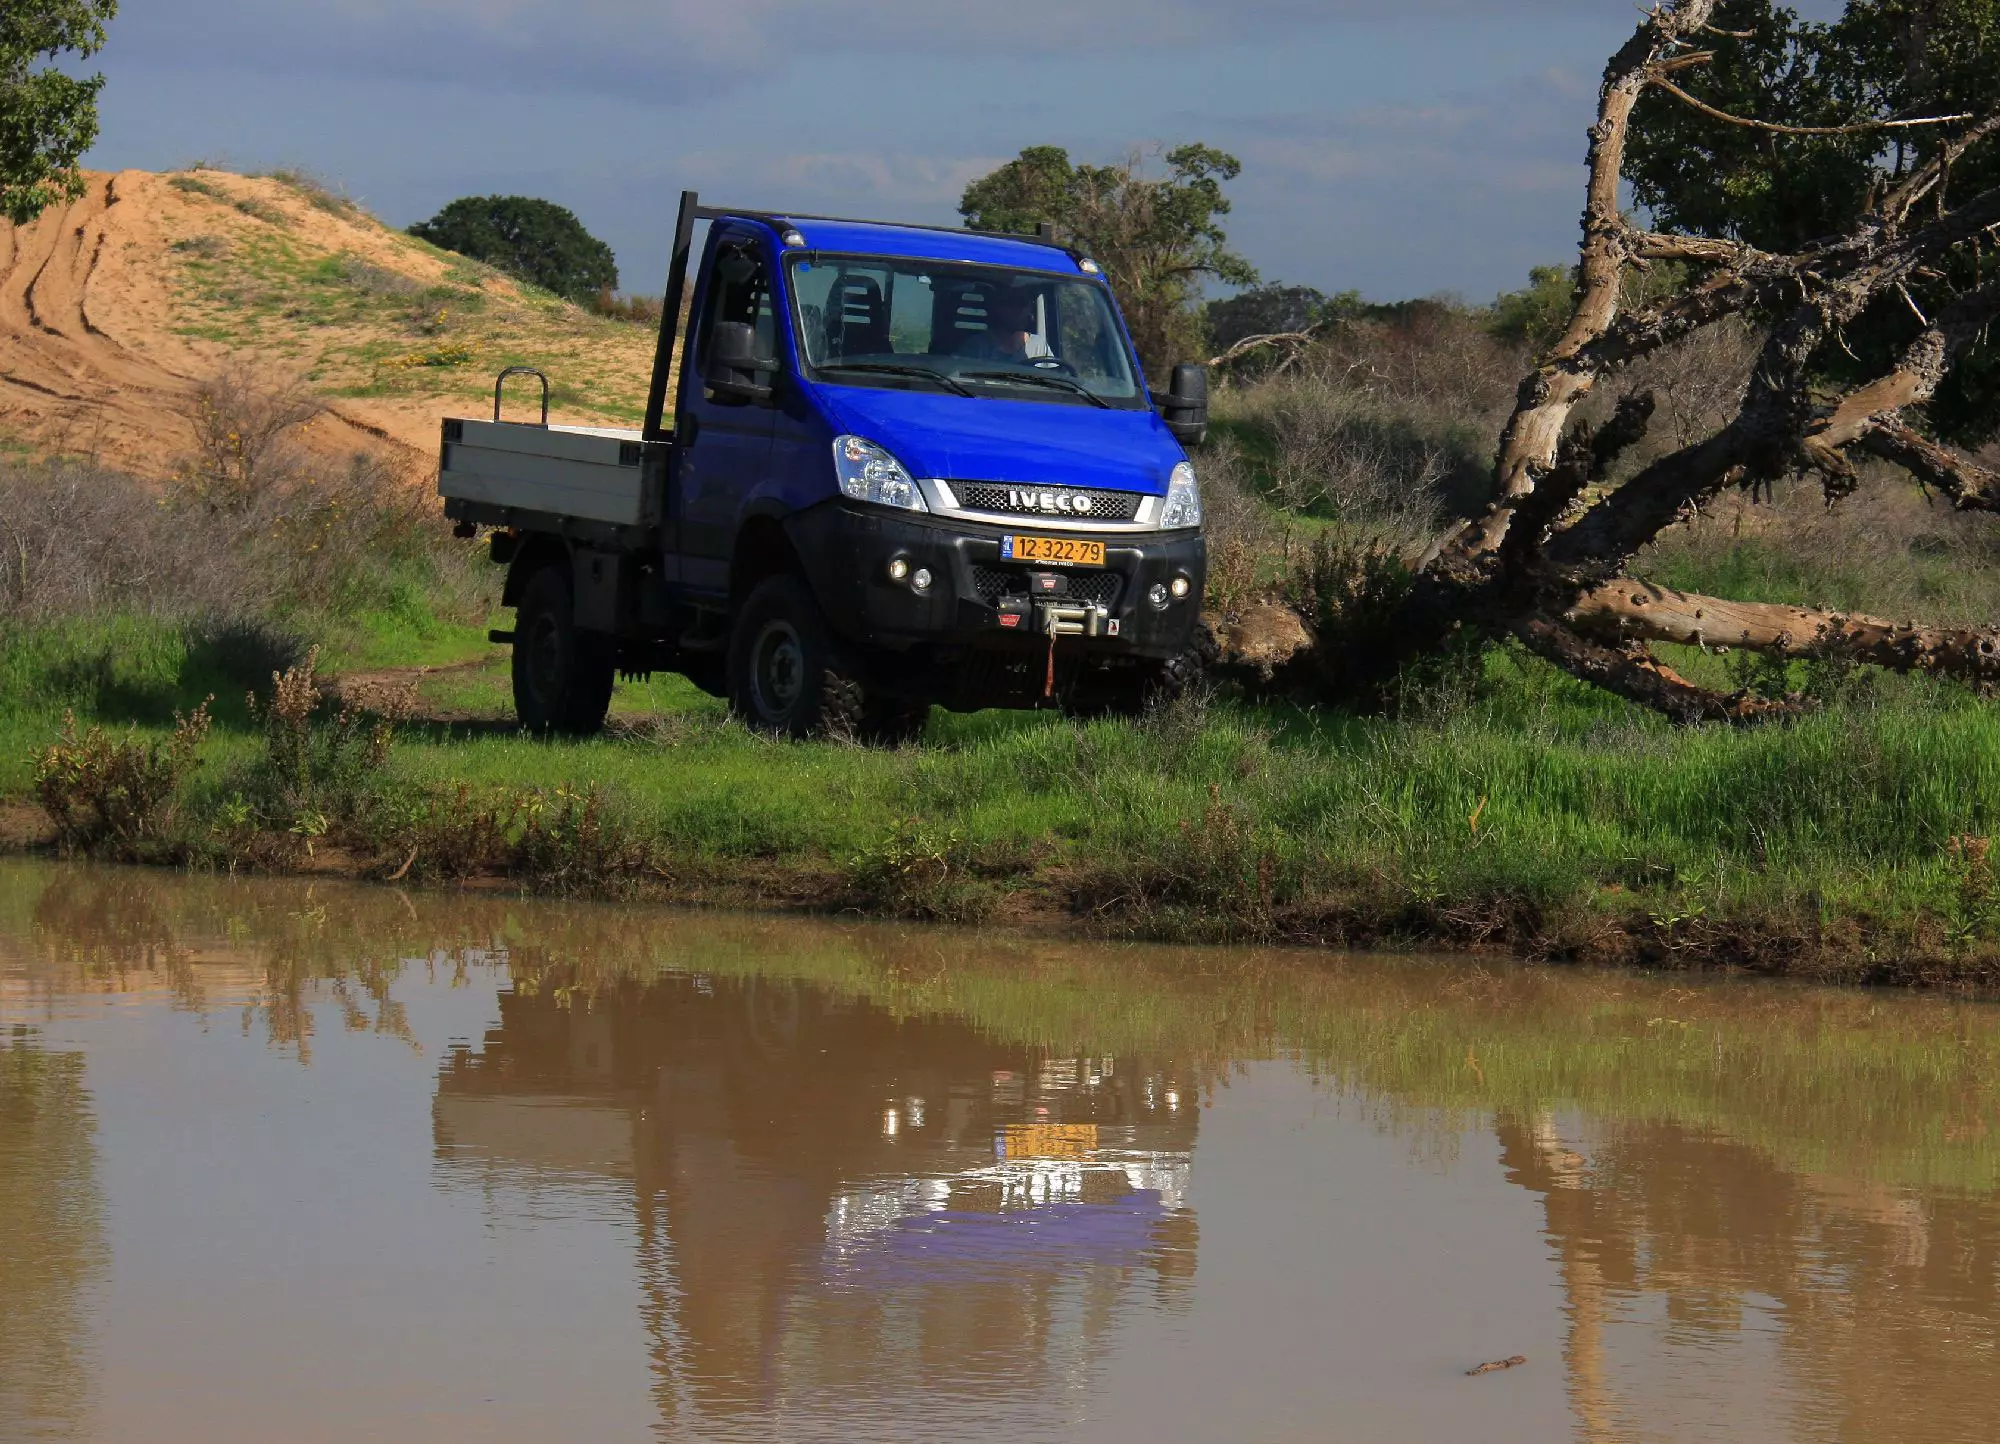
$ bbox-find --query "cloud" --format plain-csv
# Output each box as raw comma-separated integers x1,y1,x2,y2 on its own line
681,152,1006,208
89,0,1640,300
1211,68,1597,299
110,0,1613,96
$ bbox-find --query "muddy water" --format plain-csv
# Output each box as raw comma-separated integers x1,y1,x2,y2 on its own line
4,864,2000,1442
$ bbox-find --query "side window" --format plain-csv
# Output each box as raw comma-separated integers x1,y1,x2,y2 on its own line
889,273,934,354
697,239,776,371
1056,287,1113,380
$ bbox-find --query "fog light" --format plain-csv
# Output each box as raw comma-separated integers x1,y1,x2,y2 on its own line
1147,582,1171,610
887,558,910,582
1170,575,1192,599
912,568,933,592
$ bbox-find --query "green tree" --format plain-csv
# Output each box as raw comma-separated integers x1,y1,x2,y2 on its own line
1206,283,1338,351
960,144,1258,376
0,1,118,225
409,195,618,304
1623,0,2000,445
1488,266,1578,352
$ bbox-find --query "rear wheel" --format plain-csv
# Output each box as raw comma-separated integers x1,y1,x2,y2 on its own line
512,565,615,735
727,574,866,738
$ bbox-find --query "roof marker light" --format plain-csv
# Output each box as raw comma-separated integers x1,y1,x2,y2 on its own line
781,229,806,247
1078,257,1102,274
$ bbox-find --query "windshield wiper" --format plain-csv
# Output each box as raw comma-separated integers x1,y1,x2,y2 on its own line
814,362,975,398
960,370,1111,409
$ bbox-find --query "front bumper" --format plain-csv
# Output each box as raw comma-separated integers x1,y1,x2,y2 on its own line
786,502,1205,659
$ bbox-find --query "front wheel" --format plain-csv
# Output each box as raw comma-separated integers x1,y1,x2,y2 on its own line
727,575,866,738
1065,651,1202,720
512,565,615,735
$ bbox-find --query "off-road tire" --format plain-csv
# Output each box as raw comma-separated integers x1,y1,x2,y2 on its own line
1151,648,1203,703
512,565,616,736
727,574,867,739
1067,649,1203,720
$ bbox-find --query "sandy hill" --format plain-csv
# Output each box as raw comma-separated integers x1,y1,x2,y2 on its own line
0,169,659,477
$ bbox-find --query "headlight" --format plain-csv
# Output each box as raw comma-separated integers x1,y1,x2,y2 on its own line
1160,460,1202,529
833,436,927,513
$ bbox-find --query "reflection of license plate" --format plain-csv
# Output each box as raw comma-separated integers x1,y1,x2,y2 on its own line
1003,534,1105,566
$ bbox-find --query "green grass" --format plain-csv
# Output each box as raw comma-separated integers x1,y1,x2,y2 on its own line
13,603,2000,978
11,570,2000,981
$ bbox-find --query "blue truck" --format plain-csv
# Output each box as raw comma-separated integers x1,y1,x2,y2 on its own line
438,192,1209,739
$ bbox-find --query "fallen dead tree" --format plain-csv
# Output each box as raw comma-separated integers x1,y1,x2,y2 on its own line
1215,0,2000,722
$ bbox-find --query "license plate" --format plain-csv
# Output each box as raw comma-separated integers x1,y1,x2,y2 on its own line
1003,534,1105,566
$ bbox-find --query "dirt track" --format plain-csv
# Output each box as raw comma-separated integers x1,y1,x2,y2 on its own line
0,169,656,479
0,170,438,474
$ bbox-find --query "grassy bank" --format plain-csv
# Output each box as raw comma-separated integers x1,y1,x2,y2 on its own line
10,603,2000,986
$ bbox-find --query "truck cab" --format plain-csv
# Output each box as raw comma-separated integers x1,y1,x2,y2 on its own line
440,193,1208,740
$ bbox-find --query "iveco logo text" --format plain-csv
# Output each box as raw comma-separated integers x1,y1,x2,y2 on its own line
1010,488,1094,514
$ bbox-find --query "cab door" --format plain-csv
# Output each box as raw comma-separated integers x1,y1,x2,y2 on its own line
674,225,780,596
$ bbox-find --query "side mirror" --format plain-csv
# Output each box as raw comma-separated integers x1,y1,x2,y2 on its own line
1158,362,1208,447
704,321,777,404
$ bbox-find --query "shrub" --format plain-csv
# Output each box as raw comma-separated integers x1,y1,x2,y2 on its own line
174,363,322,511
514,785,656,896
34,702,211,856
1069,783,1289,937
589,290,662,326
260,168,356,217
0,367,492,638
408,195,617,304
245,647,405,841
372,783,657,896
846,815,999,923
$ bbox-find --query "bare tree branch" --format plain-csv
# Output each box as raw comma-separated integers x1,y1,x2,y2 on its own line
1801,279,2000,479
1207,329,1322,370
1880,114,2000,225
1567,580,2000,686
1651,77,1972,136
1861,423,2000,512
1513,615,1800,723
1625,230,1760,264
1486,0,1720,509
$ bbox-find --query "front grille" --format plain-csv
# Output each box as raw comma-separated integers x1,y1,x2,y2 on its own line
956,482,1143,522
973,564,1123,609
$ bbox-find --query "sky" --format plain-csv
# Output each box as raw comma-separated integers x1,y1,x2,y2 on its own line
81,1,1850,305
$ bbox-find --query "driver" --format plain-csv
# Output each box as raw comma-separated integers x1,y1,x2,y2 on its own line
959,288,1048,363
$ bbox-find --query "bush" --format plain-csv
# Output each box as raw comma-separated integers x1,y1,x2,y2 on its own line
0,367,490,639
34,703,211,856
242,648,404,847
409,195,617,304
847,817,992,922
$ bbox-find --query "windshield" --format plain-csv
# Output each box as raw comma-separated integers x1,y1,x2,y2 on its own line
787,255,1145,408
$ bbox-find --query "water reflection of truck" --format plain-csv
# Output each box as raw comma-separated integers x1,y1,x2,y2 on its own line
432,971,1201,1424
438,193,1211,738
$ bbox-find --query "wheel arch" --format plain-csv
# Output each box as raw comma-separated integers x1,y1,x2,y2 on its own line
730,514,806,607
502,533,571,608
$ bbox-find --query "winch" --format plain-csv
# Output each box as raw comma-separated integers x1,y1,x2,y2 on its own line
1036,600,1116,638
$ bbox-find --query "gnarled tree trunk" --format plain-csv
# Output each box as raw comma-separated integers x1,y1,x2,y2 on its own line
1225,0,2000,722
